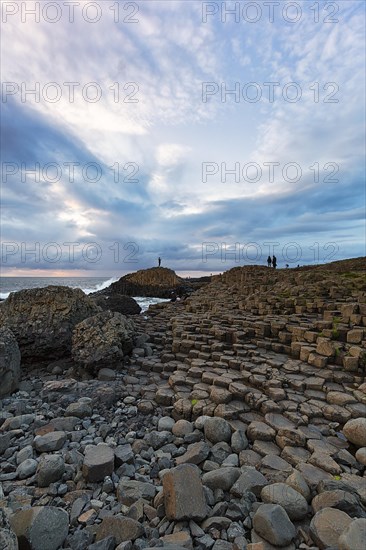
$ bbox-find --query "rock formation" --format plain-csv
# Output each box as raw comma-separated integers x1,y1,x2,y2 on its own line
0,328,21,397
90,294,142,315
0,257,365,550
0,286,99,362
72,311,135,371
106,267,207,298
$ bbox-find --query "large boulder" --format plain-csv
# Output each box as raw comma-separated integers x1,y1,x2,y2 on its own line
90,294,141,315
310,507,353,549
9,507,69,550
72,311,135,371
0,328,21,397
163,464,208,521
0,286,99,362
253,503,296,547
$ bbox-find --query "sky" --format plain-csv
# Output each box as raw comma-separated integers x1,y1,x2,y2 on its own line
1,0,365,276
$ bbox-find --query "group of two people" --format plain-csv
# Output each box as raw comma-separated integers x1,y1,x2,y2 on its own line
267,255,277,268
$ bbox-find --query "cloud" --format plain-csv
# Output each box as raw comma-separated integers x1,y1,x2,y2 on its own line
1,0,365,274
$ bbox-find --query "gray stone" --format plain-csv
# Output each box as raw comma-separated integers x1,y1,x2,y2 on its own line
195,535,215,550
276,427,306,448
253,504,296,547
163,464,208,521
231,467,267,497
201,517,231,531
209,442,232,463
296,462,332,491
145,430,173,449
0,527,18,550
176,442,211,466
158,416,175,432
17,458,38,480
98,368,116,381
0,508,18,550
161,531,193,549
65,401,92,418
239,449,262,468
96,516,143,544
16,445,33,465
2,414,35,431
355,447,366,466
264,413,295,431
212,541,233,550
0,328,21,397
83,444,114,482
117,480,156,505
9,506,69,550
343,418,366,447
285,471,311,502
50,416,80,431
260,483,308,520
260,455,293,483
66,529,94,549
231,430,248,453
253,440,280,457
310,507,353,549
0,434,11,456
88,536,116,550
33,431,67,453
204,417,232,444
281,445,310,466
339,518,366,550
172,420,194,437
202,467,240,491
115,444,134,466
247,422,275,442
251,530,295,550
311,490,366,518
36,454,65,487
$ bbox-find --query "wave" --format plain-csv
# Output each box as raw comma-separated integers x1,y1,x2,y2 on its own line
0,292,10,300
81,277,119,295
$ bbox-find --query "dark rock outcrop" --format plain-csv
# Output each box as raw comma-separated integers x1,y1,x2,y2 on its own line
106,267,187,298
72,311,135,371
91,293,141,315
0,286,99,363
108,267,184,298
0,328,21,397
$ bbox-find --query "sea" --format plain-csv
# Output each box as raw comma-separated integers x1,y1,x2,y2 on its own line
0,277,168,313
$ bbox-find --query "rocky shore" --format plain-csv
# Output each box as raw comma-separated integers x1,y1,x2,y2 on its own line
0,258,365,550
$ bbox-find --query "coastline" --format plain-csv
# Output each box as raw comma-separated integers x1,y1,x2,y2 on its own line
0,258,365,549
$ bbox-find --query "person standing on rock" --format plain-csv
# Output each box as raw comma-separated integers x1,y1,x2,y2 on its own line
158,257,161,267
272,255,277,268
267,256,272,267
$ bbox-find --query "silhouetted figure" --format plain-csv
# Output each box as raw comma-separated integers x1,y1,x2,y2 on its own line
158,257,161,267
272,255,277,269
267,256,272,267
286,264,289,268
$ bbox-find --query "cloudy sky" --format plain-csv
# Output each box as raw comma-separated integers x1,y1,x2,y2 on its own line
1,0,365,276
